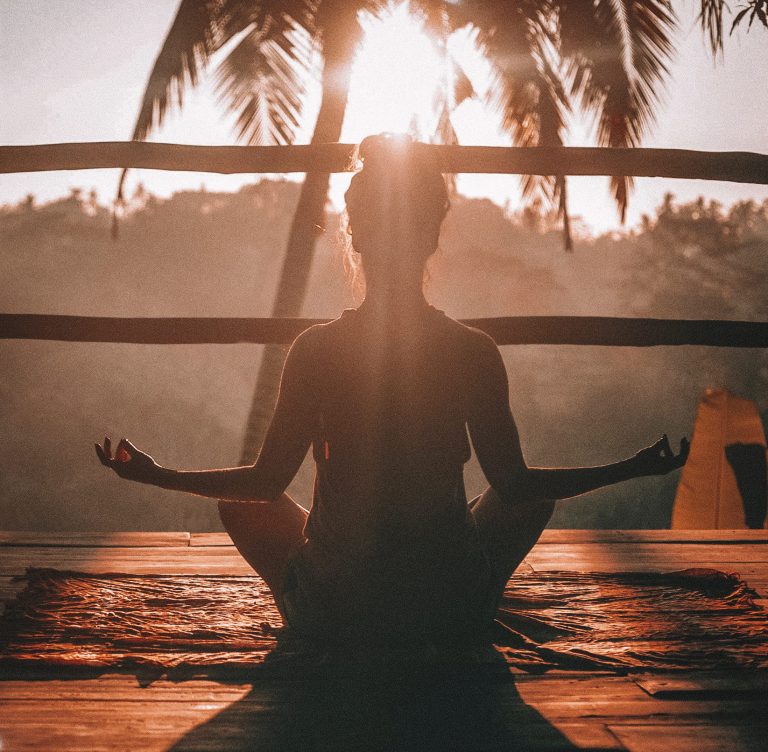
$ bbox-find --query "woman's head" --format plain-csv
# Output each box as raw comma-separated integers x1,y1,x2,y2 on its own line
344,134,449,291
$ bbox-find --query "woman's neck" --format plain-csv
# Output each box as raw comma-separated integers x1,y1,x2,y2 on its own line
359,279,429,318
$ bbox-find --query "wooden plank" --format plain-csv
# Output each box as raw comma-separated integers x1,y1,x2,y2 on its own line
2,530,764,548
0,677,252,702
5,313,768,348
529,560,768,576
527,543,768,562
543,723,624,750
0,675,643,704
7,697,768,751
2,543,767,577
0,546,257,576
0,531,190,547
191,530,768,546
1,691,763,720
3,694,766,724
190,532,232,547
526,543,768,572
3,142,768,184
2,677,767,751
0,695,623,752
634,673,768,698
0,701,228,752
0,704,622,752
538,530,768,544
511,694,768,721
608,723,768,752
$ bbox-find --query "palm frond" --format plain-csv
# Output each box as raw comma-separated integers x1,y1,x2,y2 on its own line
412,0,450,40
698,0,725,52
131,0,227,143
452,58,475,107
434,103,461,194
474,5,541,144
730,0,768,32
407,1,471,192
561,0,676,222
469,2,572,247
128,0,316,148
525,53,573,251
213,21,311,145
115,0,254,212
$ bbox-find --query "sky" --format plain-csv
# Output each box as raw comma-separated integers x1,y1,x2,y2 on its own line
1,0,767,234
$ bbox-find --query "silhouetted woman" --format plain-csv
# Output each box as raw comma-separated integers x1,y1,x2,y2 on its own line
96,134,688,647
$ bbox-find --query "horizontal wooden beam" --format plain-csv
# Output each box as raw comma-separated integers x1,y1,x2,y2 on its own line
2,314,767,347
1,142,768,183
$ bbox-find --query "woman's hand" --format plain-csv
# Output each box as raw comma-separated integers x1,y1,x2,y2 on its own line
634,434,690,476
94,436,159,484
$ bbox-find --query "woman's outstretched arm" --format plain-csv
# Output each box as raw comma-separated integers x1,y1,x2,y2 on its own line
467,333,689,503
95,330,316,501
95,437,262,500
524,434,688,500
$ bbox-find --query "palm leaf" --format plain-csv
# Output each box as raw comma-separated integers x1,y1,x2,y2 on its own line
129,0,227,144
407,1,474,193
468,2,572,247
114,0,317,234
213,22,311,145
561,0,676,222
698,0,726,52
115,0,251,211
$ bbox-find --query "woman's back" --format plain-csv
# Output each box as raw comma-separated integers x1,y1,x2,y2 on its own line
300,304,488,560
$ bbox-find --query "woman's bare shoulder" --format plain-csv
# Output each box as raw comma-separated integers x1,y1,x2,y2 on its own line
287,310,352,358
435,310,499,356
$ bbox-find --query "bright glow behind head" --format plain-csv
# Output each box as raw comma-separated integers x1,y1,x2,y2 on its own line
343,3,445,141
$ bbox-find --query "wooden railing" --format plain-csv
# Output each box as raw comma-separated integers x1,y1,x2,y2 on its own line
2,141,767,348
2,142,767,184
2,314,767,348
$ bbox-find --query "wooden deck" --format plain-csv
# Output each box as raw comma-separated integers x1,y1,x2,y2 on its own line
1,529,767,751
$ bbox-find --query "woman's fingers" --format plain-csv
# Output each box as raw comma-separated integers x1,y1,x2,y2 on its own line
94,442,110,467
122,438,140,456
116,438,132,462
638,434,690,475
96,436,133,469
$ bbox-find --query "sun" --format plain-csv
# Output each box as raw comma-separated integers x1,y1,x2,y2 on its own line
342,3,447,142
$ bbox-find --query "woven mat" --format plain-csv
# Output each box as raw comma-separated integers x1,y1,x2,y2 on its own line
1,568,766,675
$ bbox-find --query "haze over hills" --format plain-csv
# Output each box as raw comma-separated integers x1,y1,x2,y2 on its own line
2,182,767,531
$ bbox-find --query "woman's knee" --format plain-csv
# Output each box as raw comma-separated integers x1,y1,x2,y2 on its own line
474,486,554,523
218,495,308,544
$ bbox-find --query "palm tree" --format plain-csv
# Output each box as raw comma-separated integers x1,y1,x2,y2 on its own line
120,0,758,465
116,0,373,463
455,0,678,244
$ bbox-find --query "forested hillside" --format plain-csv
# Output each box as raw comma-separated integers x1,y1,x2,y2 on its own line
2,183,766,530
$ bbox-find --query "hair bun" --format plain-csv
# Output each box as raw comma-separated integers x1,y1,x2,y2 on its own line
344,133,450,254
358,133,416,171
357,134,445,183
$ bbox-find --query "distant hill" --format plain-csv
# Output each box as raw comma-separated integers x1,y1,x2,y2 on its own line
2,184,766,530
